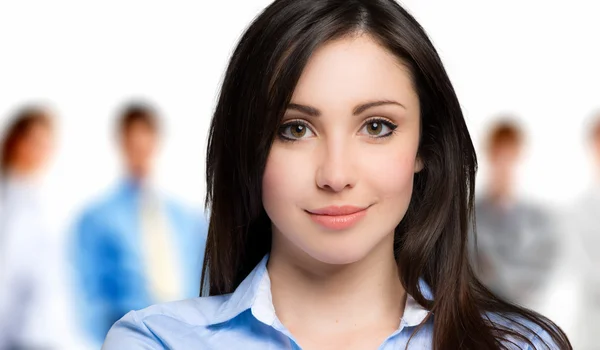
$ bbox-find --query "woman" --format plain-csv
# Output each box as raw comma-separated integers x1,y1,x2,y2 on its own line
103,0,571,348
0,106,58,349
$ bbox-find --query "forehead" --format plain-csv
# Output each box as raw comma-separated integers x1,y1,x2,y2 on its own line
124,119,157,134
24,120,52,136
290,34,418,110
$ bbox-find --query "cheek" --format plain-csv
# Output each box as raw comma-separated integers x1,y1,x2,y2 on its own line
262,145,312,216
363,147,418,202
262,153,285,210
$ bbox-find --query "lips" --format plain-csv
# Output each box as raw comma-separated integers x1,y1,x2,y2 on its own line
306,205,369,230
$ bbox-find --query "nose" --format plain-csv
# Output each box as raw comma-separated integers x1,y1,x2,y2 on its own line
315,138,357,192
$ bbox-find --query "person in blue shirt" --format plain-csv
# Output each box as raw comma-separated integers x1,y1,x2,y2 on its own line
72,102,207,345
103,1,571,349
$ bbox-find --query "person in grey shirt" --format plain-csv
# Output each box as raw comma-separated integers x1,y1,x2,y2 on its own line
472,119,558,309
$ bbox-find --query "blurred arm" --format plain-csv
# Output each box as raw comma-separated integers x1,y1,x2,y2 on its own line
71,212,115,345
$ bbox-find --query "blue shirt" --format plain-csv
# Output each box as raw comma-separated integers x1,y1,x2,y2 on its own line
102,255,558,349
71,180,207,344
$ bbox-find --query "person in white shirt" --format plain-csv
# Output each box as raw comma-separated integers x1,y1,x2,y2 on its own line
570,112,600,349
0,106,58,350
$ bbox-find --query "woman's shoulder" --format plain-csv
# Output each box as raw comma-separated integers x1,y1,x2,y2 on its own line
102,295,231,349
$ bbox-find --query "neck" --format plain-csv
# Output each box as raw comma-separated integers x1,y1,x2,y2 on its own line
127,170,150,186
267,233,405,336
487,178,514,205
3,163,41,181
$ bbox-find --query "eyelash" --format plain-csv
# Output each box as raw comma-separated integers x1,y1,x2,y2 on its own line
277,117,398,142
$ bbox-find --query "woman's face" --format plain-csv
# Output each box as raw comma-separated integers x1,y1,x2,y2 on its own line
14,122,54,173
262,34,423,265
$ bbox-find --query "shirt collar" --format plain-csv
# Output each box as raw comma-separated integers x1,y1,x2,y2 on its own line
208,255,271,325
208,254,432,328
402,286,431,327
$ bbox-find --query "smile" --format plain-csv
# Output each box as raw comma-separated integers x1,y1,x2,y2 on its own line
306,205,369,230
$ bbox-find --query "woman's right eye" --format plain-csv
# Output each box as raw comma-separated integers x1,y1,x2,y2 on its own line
278,122,315,141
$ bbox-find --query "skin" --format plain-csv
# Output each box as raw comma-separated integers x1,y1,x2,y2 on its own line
262,33,423,349
593,129,600,178
486,141,522,205
9,122,55,177
120,121,159,181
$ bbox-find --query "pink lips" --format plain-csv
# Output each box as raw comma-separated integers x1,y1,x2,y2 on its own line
306,205,369,230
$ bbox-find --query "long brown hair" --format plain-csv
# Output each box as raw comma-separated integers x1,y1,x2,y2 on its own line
202,0,571,348
0,106,52,175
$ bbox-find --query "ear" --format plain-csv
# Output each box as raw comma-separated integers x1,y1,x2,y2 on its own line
414,156,424,173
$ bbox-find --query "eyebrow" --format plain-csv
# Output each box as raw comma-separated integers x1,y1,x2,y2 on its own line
286,100,406,117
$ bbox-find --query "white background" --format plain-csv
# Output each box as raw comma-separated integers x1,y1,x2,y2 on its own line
1,1,598,348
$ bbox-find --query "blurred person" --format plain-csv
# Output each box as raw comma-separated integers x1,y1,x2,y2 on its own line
71,102,207,346
473,119,559,309
569,112,600,349
0,106,59,349
102,1,571,349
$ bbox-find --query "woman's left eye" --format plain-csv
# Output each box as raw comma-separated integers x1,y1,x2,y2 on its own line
359,118,397,138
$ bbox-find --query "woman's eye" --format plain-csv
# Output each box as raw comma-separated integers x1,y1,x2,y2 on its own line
279,122,315,140
360,119,397,137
